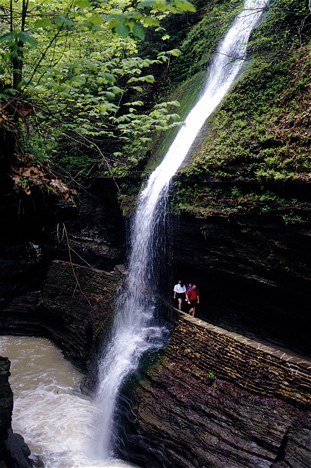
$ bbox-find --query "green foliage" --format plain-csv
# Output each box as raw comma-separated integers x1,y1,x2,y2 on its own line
172,0,310,220
0,0,195,181
144,71,206,173
172,179,310,222
169,0,242,82
183,46,311,181
249,0,311,56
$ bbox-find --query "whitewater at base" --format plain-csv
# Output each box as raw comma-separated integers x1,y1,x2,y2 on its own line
0,336,139,468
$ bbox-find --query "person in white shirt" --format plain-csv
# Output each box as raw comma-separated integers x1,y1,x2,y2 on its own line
173,280,186,311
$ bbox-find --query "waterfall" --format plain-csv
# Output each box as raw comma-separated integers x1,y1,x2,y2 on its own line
93,0,268,459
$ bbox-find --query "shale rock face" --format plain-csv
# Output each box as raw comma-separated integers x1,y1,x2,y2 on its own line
38,259,121,382
171,211,311,358
0,258,121,466
0,175,125,373
0,258,121,384
0,177,124,328
0,175,124,466
124,316,311,468
0,358,32,468
44,178,125,272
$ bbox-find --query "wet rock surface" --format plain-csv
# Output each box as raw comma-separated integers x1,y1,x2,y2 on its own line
122,317,311,468
0,177,125,364
0,358,32,468
44,178,125,272
0,358,12,467
1,172,310,467
0,257,121,385
38,259,121,383
171,211,311,358
0,177,125,466
0,177,124,320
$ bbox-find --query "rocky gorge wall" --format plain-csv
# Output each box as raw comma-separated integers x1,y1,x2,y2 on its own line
0,358,12,468
121,314,311,468
0,358,32,468
170,207,311,358
0,259,122,466
0,176,125,365
0,177,125,465
0,179,310,467
1,1,310,465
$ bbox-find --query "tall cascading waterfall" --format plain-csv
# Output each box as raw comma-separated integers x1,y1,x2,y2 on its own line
93,0,268,459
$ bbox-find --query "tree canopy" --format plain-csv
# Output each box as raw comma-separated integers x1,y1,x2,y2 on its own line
0,0,195,179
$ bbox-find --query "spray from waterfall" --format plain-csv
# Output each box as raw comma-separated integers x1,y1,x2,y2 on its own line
93,0,268,459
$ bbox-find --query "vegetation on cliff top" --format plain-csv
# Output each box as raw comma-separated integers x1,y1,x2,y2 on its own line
168,0,311,222
115,0,310,219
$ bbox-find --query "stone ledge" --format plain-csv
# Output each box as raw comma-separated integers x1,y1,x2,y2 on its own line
127,311,311,468
177,312,311,409
179,311,311,369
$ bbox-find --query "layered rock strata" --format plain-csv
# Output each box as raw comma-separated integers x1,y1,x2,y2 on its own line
0,358,12,468
0,259,120,384
1,176,310,467
38,259,121,382
171,210,311,358
0,259,120,466
0,174,125,466
123,315,311,468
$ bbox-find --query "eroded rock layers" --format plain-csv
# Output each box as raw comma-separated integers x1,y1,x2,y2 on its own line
124,317,311,468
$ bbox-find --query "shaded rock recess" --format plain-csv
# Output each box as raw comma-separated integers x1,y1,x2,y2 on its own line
170,208,311,359
0,259,122,467
0,177,125,466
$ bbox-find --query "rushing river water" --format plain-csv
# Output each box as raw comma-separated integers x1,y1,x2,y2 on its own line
1,335,138,468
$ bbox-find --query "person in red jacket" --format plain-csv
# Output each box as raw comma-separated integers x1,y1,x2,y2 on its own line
186,284,200,317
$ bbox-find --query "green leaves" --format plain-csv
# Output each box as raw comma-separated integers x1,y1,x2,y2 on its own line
137,0,156,7
132,24,145,40
74,0,92,7
115,23,131,37
137,0,196,12
55,16,75,27
0,0,194,179
104,73,115,85
0,32,15,43
104,0,196,39
174,0,196,12
108,13,146,39
127,74,155,83
0,30,37,47
18,31,38,47
33,18,52,29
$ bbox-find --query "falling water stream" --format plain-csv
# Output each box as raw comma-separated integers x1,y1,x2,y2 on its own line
94,0,268,460
1,0,268,465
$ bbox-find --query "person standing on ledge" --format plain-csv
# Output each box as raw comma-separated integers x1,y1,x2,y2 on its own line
187,284,200,317
173,280,186,311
